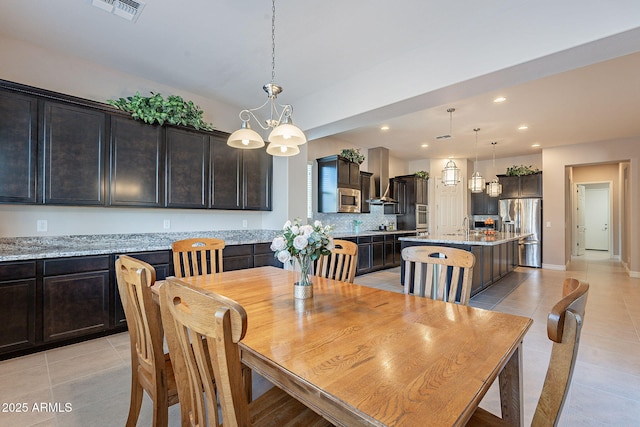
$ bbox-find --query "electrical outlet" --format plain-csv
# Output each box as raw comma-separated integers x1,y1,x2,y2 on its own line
37,220,48,232
242,219,248,228
163,219,171,229
546,221,551,228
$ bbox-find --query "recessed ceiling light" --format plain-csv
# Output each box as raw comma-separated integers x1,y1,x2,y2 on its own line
421,144,429,148
493,96,507,103
380,125,390,131
531,143,540,148
518,125,529,130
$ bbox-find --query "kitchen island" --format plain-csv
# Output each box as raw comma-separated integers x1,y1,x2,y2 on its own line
399,232,529,296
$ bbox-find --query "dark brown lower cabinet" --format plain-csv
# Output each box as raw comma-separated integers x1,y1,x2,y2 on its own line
42,256,110,343
0,262,36,354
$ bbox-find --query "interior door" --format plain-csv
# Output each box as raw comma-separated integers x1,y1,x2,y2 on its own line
576,184,586,255
585,187,609,251
434,179,463,234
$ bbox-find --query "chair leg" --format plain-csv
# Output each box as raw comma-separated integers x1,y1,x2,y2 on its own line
125,378,144,427
152,376,170,427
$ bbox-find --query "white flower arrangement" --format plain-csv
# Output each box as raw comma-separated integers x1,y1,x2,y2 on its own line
271,219,334,285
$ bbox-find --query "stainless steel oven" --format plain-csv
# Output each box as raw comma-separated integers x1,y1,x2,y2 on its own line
416,204,428,230
337,187,361,213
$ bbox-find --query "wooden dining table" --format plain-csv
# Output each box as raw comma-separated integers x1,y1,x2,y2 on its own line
154,266,532,426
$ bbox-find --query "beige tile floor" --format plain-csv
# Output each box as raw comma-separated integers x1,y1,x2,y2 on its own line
0,250,638,426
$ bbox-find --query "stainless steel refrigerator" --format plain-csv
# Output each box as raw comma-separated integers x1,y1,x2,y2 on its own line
499,198,542,268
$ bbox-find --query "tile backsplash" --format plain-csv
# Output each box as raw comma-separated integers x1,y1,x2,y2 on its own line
314,205,397,233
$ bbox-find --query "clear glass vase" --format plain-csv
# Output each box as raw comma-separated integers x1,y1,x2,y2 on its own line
293,255,313,299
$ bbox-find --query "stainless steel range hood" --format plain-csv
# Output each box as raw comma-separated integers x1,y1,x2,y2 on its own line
366,147,397,205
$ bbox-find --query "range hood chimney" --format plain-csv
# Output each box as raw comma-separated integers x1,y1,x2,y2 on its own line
367,147,397,205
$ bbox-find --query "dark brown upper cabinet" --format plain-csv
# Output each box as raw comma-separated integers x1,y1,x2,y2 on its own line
40,102,107,205
242,147,272,210
210,135,242,209
0,81,273,211
109,116,164,207
165,127,210,208
0,90,38,204
210,136,272,211
498,172,542,199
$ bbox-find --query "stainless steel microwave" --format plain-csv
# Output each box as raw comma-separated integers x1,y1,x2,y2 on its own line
338,187,361,213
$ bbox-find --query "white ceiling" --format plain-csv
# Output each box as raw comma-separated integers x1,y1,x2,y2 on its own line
1,0,640,161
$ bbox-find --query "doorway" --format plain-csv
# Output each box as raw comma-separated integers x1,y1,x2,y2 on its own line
573,181,612,256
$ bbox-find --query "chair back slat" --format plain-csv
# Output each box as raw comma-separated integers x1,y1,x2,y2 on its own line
160,277,248,427
172,238,225,278
315,239,358,283
401,246,475,305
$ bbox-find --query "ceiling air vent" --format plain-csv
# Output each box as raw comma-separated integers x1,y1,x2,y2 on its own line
91,0,145,22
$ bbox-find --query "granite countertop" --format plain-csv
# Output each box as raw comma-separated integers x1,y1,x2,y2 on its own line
399,232,530,246
0,229,419,262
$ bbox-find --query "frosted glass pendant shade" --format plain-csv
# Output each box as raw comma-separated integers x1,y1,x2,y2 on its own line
441,160,460,186
468,172,486,193
266,142,300,157
268,123,307,146
227,122,265,149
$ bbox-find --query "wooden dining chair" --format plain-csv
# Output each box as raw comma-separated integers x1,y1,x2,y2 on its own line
115,255,182,427
401,245,475,305
467,278,589,427
315,239,358,283
172,238,225,278
158,277,331,427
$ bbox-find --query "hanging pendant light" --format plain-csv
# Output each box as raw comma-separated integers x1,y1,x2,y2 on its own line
468,128,485,193
440,108,460,186
487,141,503,197
227,0,306,156
441,159,460,186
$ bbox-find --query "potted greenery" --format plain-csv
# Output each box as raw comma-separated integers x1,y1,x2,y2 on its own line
414,171,429,179
506,165,540,176
339,148,365,164
108,91,214,131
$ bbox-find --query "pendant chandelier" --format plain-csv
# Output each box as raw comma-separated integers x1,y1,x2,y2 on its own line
468,128,485,193
441,108,460,186
227,0,306,157
487,141,503,197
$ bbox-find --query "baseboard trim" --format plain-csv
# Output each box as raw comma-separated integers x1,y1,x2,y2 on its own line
542,263,566,271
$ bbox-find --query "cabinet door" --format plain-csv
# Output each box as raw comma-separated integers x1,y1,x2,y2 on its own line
41,102,106,205
211,135,241,209
360,172,372,213
0,91,38,204
43,269,110,342
498,176,520,199
243,147,272,210
519,173,542,197
223,245,254,271
416,178,428,205
383,238,394,266
337,158,351,188
357,243,372,274
486,195,499,215
471,192,487,215
393,179,407,214
0,261,37,355
349,162,360,188
109,116,164,206
165,128,209,208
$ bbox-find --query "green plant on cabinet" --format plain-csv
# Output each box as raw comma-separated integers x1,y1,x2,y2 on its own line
339,148,365,164
108,92,214,131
